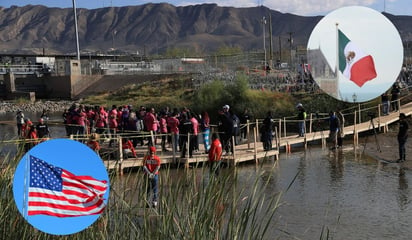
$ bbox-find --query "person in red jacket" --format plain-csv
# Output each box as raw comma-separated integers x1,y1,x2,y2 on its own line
143,146,161,207
87,133,101,154
122,138,137,158
208,133,223,176
24,124,38,152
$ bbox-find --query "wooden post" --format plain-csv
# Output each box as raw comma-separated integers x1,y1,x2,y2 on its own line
150,130,155,147
186,132,190,168
274,126,279,161
353,110,358,147
283,117,286,138
274,126,279,150
253,127,258,163
232,136,236,166
286,143,291,153
255,119,260,138
246,120,251,149
278,119,282,140
303,120,307,149
172,133,176,164
378,104,381,129
322,131,326,148
358,104,361,124
118,136,123,176
309,113,313,133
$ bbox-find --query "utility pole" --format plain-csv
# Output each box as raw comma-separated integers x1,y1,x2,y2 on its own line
262,16,267,69
269,14,273,69
278,35,281,67
72,0,80,61
287,32,293,69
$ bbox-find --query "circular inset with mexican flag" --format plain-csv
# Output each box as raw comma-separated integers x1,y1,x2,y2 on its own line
307,6,403,103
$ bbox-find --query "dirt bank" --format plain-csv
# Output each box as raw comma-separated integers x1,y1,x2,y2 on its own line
362,130,412,169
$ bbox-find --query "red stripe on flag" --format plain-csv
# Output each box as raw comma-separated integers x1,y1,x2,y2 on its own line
350,55,377,87
28,199,105,211
63,171,107,193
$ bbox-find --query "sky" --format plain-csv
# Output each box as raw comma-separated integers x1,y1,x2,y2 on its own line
0,0,411,16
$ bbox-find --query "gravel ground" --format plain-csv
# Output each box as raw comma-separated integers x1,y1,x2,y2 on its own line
0,100,75,113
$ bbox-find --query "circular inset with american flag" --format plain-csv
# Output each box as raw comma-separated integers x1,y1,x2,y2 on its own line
13,138,110,235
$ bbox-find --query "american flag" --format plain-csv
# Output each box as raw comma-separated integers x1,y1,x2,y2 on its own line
27,155,108,217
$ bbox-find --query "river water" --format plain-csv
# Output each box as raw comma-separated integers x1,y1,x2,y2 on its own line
1,112,411,239
265,148,412,239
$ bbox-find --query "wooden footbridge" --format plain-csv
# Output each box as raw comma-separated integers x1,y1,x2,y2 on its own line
93,97,412,174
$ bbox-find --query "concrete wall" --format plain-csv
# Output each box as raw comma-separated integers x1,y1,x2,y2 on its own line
45,60,103,99
0,60,171,100
71,75,103,99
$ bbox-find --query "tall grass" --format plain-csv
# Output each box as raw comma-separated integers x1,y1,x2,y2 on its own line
0,154,284,239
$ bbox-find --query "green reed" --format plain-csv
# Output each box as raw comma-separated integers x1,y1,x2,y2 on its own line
0,154,285,240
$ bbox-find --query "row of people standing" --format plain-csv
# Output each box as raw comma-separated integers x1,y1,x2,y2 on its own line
381,83,401,115
61,103,214,158
295,103,345,149
62,102,254,158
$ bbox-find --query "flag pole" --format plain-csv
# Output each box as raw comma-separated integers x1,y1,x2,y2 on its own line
335,23,340,99
23,154,29,219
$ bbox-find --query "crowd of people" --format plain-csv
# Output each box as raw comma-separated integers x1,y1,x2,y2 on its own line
57,103,257,160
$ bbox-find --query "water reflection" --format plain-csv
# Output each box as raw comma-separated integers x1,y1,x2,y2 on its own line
268,148,412,239
398,168,409,210
0,112,66,157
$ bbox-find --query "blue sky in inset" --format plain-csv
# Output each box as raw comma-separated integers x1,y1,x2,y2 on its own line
13,139,110,235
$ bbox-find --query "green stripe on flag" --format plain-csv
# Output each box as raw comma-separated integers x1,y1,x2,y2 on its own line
338,30,350,73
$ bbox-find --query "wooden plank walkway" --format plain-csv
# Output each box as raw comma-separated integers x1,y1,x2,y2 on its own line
278,101,412,152
103,138,279,174
101,101,412,174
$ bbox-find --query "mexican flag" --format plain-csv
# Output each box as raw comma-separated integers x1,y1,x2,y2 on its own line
338,29,377,87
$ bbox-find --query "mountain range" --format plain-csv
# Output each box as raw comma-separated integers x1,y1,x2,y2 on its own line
0,3,411,56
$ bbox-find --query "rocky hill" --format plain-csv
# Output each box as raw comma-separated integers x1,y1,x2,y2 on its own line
0,3,411,55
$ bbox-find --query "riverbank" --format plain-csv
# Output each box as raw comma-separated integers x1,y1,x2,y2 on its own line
362,130,412,168
0,100,74,113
